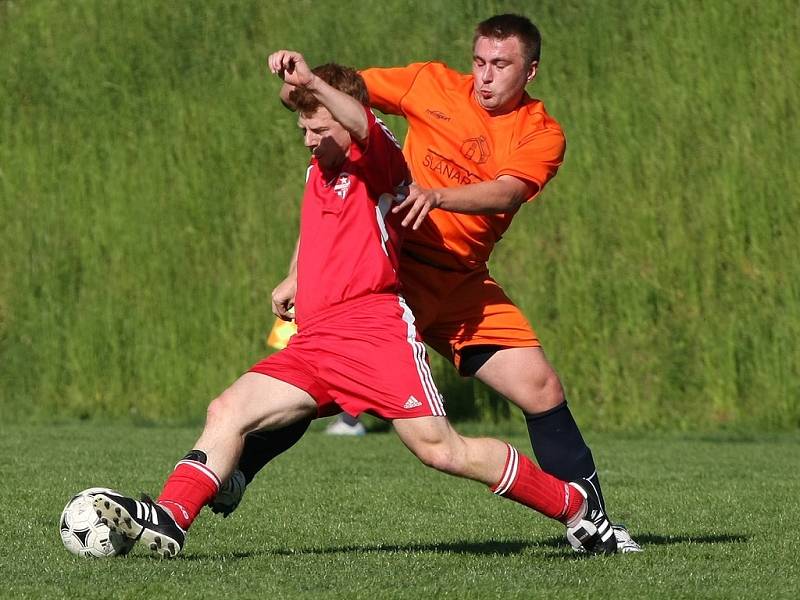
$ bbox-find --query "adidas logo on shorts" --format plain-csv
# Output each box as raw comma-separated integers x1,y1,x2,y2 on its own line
403,395,423,409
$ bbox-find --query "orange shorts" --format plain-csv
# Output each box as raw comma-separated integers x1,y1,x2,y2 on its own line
399,253,539,372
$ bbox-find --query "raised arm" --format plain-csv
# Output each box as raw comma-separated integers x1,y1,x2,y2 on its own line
268,50,368,143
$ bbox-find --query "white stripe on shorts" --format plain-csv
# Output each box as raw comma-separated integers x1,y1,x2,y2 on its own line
396,295,445,416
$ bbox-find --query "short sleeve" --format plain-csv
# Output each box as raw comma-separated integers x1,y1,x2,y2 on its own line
361,63,431,117
497,127,566,200
354,107,410,198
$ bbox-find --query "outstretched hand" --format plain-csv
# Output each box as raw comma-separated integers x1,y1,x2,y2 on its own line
268,50,314,88
392,183,443,229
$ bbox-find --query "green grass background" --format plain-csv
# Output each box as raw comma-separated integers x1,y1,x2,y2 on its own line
1,0,798,429
2,424,799,598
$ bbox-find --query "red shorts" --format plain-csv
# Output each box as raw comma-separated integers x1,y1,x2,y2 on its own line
398,253,539,372
250,294,445,420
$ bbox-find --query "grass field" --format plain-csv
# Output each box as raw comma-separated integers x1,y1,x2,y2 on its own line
2,0,799,428
2,423,798,599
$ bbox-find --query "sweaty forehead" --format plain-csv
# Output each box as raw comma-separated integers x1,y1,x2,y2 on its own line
473,35,523,60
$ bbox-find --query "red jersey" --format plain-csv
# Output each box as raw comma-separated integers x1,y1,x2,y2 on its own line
362,62,565,271
294,108,410,325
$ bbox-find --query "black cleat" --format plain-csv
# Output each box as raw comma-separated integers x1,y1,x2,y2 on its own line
565,478,617,555
209,469,247,517
94,491,186,558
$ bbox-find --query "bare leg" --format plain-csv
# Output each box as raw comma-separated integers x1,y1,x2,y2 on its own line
392,416,507,484
194,372,317,482
92,372,319,557
473,347,564,413
392,416,581,523
475,346,604,507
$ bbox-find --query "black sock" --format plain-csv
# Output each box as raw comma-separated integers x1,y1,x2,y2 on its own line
238,418,312,483
525,401,606,510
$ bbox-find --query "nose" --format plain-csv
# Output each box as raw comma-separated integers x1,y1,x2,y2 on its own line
304,130,318,149
480,64,493,83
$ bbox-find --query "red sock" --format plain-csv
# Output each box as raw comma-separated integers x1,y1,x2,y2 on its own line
156,460,221,530
490,444,584,522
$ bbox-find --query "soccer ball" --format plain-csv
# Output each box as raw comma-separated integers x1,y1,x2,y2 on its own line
59,487,135,558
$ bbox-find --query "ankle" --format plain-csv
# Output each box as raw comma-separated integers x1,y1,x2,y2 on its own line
158,500,190,529
564,484,588,527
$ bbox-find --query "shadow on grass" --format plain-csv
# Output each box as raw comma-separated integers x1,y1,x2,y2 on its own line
637,532,749,546
178,539,538,561
537,532,750,548
170,532,749,561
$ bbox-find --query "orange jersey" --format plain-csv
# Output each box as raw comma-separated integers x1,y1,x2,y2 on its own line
362,62,565,271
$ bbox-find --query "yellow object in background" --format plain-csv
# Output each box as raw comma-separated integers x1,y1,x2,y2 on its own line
267,318,298,350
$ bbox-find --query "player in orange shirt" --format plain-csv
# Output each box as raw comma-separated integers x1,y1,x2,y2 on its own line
218,14,640,553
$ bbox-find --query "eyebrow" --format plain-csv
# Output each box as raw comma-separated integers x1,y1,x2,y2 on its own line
474,53,514,62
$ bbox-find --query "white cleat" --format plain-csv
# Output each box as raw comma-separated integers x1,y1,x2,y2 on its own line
612,524,643,553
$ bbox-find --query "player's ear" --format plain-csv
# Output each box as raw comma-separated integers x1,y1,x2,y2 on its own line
526,61,538,83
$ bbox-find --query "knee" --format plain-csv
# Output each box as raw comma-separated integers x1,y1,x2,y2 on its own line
412,440,464,476
205,390,241,430
516,368,565,414
537,370,565,408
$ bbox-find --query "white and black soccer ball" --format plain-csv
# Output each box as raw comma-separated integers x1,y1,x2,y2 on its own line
59,487,135,558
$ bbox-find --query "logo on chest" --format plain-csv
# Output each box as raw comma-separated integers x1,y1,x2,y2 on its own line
333,172,351,200
425,108,452,122
460,136,491,164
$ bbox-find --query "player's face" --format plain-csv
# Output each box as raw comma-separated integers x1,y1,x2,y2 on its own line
298,107,352,170
472,35,537,115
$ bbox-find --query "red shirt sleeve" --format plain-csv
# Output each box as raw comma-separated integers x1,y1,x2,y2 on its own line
352,107,410,198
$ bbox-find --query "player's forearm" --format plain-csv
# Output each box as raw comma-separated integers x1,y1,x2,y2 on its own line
305,75,368,143
287,237,299,276
436,177,531,214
